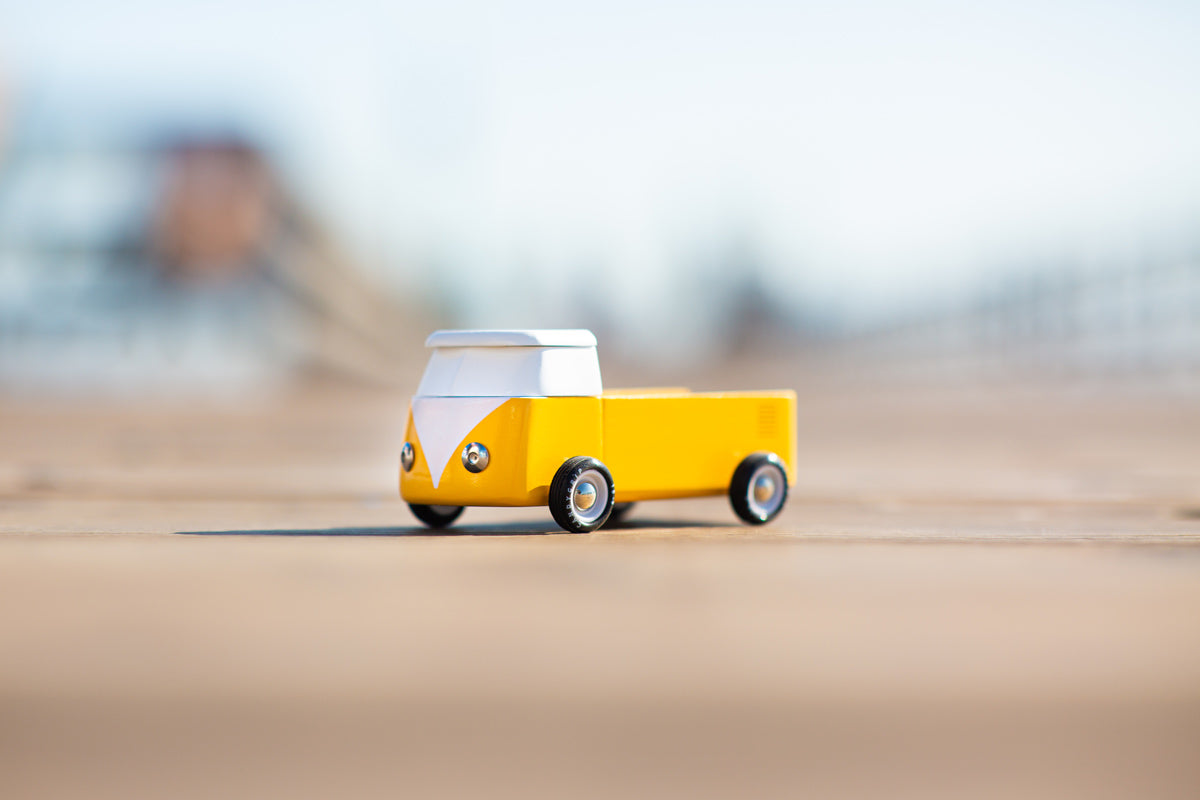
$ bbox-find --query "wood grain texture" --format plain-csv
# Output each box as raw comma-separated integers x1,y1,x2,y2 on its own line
2,373,1198,799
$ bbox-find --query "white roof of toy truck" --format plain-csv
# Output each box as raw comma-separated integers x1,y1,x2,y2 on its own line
425,329,597,348
417,329,602,397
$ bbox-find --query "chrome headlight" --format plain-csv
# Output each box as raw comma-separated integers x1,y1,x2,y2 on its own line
400,442,415,472
461,442,489,473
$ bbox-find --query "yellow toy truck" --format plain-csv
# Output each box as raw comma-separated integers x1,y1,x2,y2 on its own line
399,330,796,533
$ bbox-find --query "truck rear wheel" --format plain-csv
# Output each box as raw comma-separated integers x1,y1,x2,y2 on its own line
408,503,464,529
549,457,615,533
729,452,788,525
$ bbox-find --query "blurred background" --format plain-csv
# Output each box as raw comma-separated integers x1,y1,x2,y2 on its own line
2,0,1198,391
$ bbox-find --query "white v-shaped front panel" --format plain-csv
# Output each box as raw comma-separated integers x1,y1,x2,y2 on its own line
412,397,508,488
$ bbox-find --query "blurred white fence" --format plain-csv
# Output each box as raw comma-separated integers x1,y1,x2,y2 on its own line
831,260,1200,382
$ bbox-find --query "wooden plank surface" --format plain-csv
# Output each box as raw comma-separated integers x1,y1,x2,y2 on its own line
2,372,1198,799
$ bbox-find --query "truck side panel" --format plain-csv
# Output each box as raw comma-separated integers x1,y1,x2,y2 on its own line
601,391,796,502
402,392,794,508
524,396,604,501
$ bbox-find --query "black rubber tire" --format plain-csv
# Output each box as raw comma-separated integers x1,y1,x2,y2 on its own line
549,457,615,533
408,503,465,529
728,452,789,525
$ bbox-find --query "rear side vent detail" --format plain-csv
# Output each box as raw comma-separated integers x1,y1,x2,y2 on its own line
756,403,778,437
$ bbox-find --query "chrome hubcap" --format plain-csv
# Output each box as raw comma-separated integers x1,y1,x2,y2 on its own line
747,463,786,519
574,482,597,510
753,474,776,504
570,469,609,524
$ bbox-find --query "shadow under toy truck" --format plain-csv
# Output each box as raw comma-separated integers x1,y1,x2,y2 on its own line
400,330,796,533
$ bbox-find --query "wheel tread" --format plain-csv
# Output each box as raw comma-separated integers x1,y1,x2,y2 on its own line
549,457,615,533
728,452,789,525
408,503,464,529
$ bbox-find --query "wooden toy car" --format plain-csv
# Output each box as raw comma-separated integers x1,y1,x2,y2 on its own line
399,330,796,533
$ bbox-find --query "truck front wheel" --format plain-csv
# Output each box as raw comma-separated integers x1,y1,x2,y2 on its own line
408,503,464,529
729,452,789,525
549,457,615,533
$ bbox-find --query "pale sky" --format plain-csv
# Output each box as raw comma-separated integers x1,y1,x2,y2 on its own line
3,0,1199,331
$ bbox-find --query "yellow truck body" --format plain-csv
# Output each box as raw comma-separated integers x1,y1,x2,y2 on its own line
398,329,795,530
399,389,796,507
